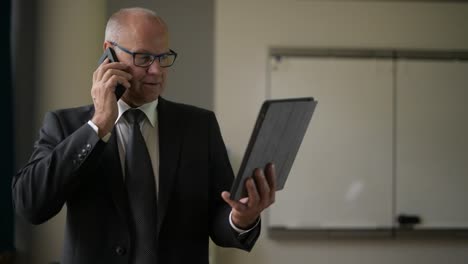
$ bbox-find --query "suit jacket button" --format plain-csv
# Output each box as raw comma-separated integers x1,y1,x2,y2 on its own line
115,246,126,256
86,143,92,150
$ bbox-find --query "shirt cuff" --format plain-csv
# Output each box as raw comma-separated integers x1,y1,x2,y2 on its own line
229,211,260,235
87,120,111,142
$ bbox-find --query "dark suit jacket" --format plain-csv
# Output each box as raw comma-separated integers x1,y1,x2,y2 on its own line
12,97,260,264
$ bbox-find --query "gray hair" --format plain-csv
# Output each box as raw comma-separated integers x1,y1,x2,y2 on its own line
104,7,162,43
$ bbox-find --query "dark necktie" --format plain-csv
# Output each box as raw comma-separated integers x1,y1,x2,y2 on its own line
125,109,158,263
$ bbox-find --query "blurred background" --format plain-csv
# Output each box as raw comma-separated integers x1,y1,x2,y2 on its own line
3,0,468,264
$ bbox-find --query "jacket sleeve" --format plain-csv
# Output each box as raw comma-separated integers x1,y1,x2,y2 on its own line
12,111,106,225
207,112,261,251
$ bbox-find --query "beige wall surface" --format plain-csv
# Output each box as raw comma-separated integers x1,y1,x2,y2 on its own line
214,1,468,264
13,0,105,170
35,0,105,123
16,1,106,264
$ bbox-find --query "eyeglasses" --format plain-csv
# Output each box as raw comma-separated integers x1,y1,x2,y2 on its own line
110,42,178,68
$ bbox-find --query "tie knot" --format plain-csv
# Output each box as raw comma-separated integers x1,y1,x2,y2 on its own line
126,109,146,124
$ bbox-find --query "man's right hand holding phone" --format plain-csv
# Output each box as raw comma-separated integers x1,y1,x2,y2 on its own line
91,58,132,138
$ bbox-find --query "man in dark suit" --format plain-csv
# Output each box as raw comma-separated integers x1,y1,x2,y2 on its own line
12,7,276,264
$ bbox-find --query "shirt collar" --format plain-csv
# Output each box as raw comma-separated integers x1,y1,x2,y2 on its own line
117,98,159,127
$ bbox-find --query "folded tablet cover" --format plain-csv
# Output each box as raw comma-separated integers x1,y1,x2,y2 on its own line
230,97,317,200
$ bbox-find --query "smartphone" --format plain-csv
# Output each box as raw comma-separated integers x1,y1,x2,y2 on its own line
97,47,126,100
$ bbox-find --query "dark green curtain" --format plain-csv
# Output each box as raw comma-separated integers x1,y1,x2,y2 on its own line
0,0,14,253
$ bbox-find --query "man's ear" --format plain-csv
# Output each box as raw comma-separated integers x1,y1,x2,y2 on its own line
103,41,112,51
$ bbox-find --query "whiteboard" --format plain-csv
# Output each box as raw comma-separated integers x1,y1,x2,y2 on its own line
396,59,468,228
266,54,468,232
267,57,394,229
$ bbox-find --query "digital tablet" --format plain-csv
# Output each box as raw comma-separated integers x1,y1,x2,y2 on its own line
229,97,318,200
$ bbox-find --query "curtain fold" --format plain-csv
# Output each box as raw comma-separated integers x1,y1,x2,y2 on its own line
0,0,14,255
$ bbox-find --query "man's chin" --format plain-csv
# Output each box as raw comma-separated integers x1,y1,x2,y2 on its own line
121,88,163,106
144,83,164,95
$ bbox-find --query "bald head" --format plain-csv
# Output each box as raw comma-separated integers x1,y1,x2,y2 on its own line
104,7,168,43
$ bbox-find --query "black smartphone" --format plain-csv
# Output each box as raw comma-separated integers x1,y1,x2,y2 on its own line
97,47,126,100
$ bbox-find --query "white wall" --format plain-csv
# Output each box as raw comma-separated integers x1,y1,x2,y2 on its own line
214,1,468,263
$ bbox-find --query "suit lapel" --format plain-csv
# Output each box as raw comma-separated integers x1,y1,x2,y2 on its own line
157,98,182,236
103,129,130,226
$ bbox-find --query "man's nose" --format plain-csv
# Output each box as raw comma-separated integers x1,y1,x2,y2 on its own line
147,60,162,74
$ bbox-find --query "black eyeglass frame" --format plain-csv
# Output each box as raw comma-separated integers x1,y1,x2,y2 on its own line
109,41,178,68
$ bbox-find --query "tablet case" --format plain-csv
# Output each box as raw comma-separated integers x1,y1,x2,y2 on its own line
230,97,317,200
